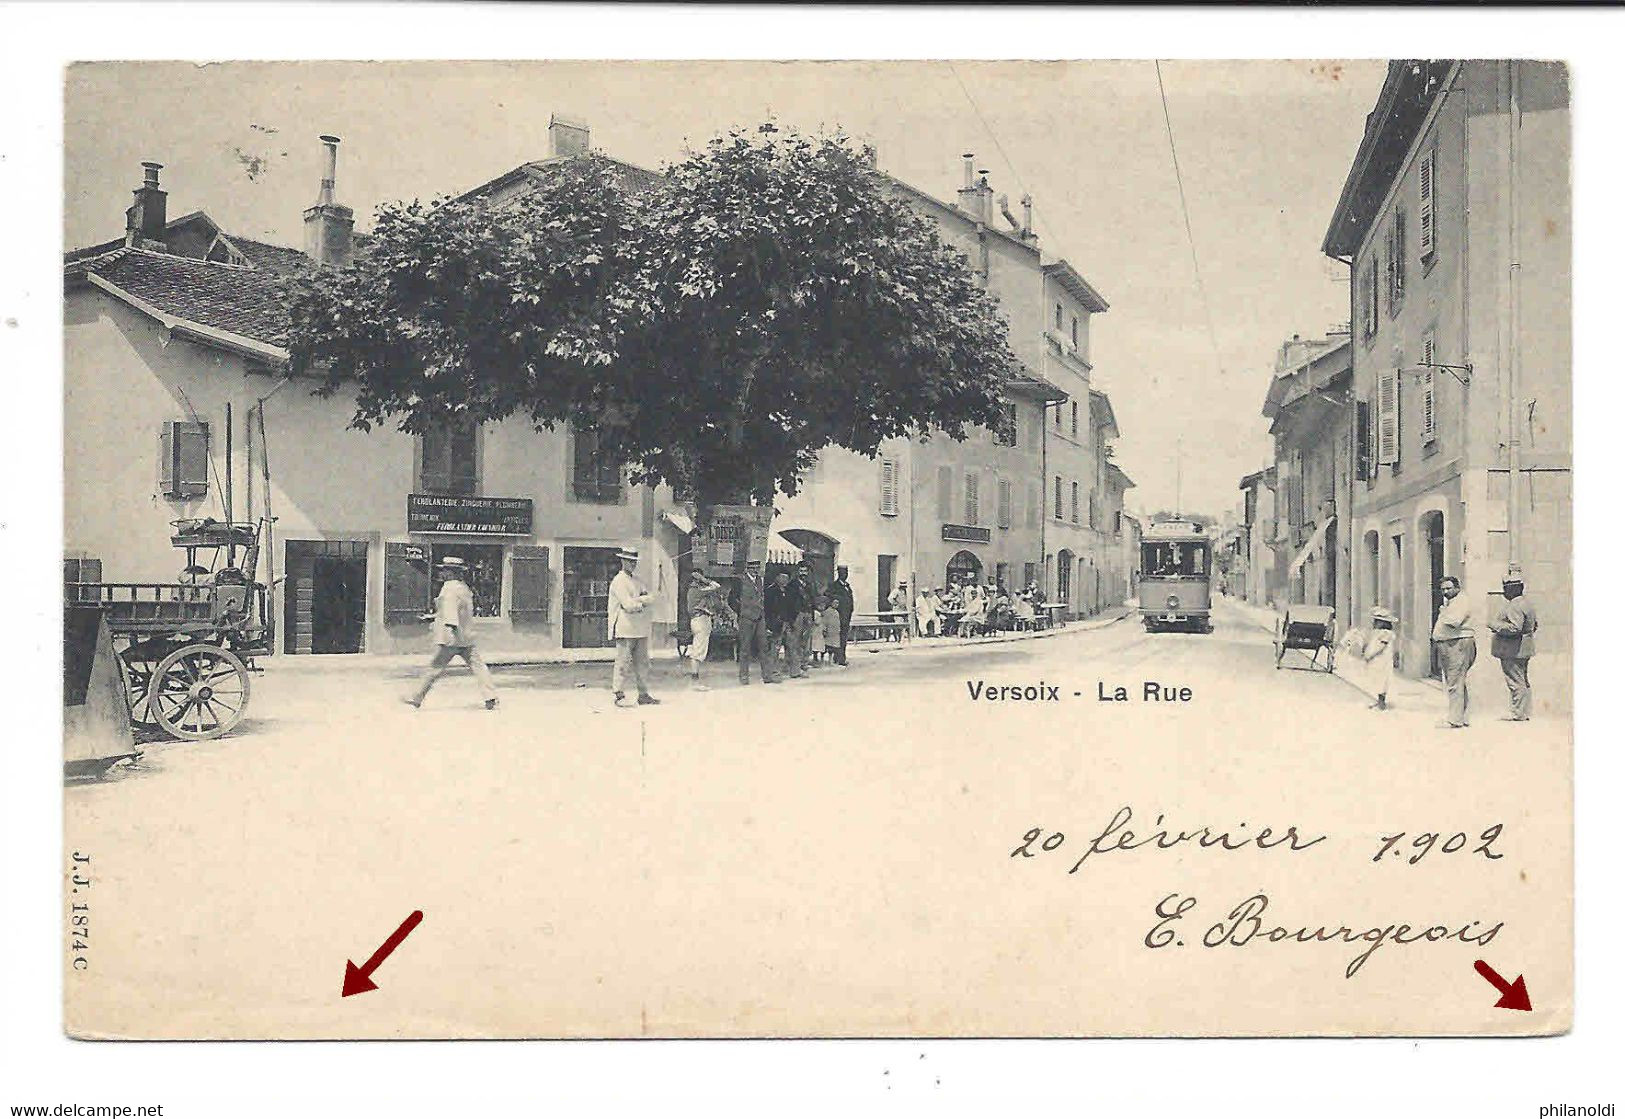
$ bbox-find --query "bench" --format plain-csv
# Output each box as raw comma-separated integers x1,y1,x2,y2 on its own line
848,613,909,643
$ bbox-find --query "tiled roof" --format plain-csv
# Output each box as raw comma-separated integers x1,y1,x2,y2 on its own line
69,247,291,349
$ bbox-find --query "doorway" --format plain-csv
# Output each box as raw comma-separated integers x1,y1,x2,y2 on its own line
1056,548,1074,607
1423,512,1445,673
562,546,620,649
285,539,368,654
946,549,982,592
778,529,838,591
876,554,897,613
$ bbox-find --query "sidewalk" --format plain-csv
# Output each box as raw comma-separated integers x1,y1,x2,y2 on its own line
1221,594,1442,708
268,603,1136,676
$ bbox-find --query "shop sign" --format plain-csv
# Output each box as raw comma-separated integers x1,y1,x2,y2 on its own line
941,523,992,544
704,505,773,572
407,494,533,535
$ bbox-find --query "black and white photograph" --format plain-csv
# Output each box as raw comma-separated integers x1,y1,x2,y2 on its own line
3,9,1615,1115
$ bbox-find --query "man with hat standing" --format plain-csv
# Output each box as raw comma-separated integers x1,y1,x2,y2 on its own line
733,560,778,685
405,556,499,710
1488,566,1539,721
608,544,660,707
829,565,855,666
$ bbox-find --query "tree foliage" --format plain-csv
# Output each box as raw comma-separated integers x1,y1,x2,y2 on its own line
285,124,1022,508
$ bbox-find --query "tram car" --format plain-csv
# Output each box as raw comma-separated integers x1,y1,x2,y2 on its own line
1138,519,1214,633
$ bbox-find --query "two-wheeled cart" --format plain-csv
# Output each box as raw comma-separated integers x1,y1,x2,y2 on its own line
68,517,275,741
1273,603,1337,673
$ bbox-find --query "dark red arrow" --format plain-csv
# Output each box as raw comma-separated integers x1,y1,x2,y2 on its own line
1473,959,1532,1011
342,910,423,998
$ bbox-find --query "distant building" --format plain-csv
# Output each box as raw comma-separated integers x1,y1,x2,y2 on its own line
1261,332,1354,627
1322,60,1570,696
1236,467,1278,607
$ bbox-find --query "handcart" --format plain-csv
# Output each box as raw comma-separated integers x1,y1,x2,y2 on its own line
1273,604,1337,673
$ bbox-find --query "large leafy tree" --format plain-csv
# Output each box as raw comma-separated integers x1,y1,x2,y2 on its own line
285,124,1021,517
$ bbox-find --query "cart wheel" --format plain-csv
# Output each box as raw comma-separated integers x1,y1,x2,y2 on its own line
147,644,252,741
117,647,166,726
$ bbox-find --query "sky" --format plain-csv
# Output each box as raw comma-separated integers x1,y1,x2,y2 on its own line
64,59,1387,520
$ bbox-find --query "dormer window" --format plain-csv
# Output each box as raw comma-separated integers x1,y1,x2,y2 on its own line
205,235,249,267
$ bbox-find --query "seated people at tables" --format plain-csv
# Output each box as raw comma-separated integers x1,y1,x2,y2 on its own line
915,587,940,637
961,582,989,636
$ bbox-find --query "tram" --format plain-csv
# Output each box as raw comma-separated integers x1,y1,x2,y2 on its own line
1138,519,1214,633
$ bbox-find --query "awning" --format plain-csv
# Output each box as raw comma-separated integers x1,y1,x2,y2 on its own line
660,510,695,535
1287,518,1333,576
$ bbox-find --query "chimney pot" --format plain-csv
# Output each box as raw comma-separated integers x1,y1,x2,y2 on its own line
126,160,168,247
304,134,353,268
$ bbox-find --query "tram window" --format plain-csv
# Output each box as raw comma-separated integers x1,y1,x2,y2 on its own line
1141,542,1208,577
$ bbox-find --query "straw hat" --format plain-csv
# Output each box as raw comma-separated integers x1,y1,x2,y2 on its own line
615,545,640,562
437,556,467,571
1370,605,1397,624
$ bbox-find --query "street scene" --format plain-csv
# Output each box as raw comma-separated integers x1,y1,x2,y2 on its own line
57,58,1572,1041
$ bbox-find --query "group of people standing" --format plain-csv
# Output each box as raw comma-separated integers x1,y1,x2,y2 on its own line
1355,566,1540,727
730,560,855,685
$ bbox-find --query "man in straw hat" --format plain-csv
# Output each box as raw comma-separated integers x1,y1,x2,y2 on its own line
608,544,660,707
1488,565,1539,721
405,556,499,710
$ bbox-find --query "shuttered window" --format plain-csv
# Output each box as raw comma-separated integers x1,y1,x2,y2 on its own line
936,466,953,521
1355,400,1374,481
1054,475,1063,519
384,542,431,623
1377,366,1401,467
1361,259,1379,339
1070,481,1080,524
420,421,477,496
965,471,980,526
1421,331,1438,442
509,546,551,619
1419,149,1437,260
160,421,210,499
571,425,623,503
997,478,1012,529
879,458,900,516
1070,401,1079,437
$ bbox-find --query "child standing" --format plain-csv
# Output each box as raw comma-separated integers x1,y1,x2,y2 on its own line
808,591,829,666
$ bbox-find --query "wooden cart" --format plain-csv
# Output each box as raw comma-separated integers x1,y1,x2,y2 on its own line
1274,604,1337,673
67,518,274,741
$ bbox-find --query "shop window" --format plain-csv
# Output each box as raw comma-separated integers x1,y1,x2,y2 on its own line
160,420,210,499
431,542,502,618
509,546,551,621
571,425,624,504
419,420,478,496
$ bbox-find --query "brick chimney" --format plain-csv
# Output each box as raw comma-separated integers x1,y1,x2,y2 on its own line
548,114,590,158
303,135,354,268
124,161,167,248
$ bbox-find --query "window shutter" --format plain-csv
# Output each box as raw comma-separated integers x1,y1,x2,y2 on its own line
1054,475,1063,519
1421,333,1438,441
936,466,953,521
1377,367,1400,466
1355,401,1373,480
1070,401,1079,437
879,459,899,516
162,421,209,498
1393,212,1406,306
1070,481,1080,524
1419,151,1436,258
509,546,551,619
385,542,431,622
997,478,1012,528
965,471,980,525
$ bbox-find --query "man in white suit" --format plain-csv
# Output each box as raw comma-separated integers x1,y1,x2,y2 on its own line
608,545,660,707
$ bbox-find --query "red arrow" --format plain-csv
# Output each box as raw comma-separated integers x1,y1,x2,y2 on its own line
342,910,423,998
1473,959,1532,1011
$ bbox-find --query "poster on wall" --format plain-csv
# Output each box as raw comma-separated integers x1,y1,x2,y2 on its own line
704,504,773,575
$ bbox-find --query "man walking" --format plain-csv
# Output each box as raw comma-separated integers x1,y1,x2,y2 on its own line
685,568,737,692
1431,574,1477,729
829,565,855,666
766,569,806,679
405,556,499,710
1489,566,1539,721
608,544,660,707
734,561,778,685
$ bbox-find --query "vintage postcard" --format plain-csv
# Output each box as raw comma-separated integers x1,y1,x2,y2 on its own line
61,59,1571,1039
